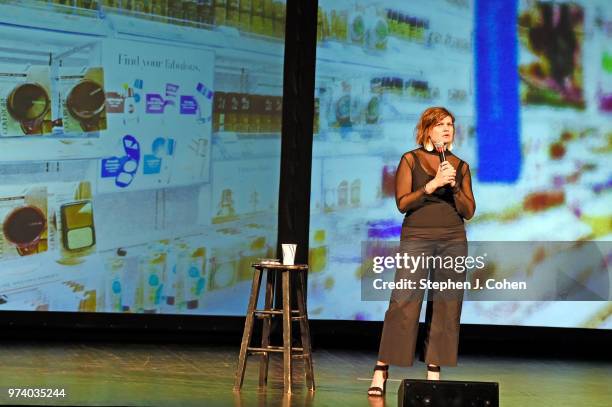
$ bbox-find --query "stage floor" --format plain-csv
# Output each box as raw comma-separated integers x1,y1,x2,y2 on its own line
0,342,610,406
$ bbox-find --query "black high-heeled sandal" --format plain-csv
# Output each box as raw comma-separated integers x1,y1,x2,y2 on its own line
367,364,389,397
427,365,441,373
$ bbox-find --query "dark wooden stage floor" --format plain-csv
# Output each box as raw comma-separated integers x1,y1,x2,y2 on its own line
0,342,610,406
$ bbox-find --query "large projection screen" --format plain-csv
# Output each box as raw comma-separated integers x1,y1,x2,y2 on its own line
0,0,287,316
308,0,612,329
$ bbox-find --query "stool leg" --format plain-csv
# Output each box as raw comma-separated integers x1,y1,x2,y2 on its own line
258,268,275,387
233,268,262,391
281,270,292,393
296,269,315,391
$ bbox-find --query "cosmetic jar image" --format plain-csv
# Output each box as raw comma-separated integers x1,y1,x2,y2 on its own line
66,79,107,132
6,83,51,135
2,205,47,256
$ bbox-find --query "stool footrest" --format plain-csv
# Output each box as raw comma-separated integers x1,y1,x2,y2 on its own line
254,314,305,321
248,346,304,354
254,309,300,315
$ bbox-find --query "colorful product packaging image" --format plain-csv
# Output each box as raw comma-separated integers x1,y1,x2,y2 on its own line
208,243,238,291
60,201,96,253
98,240,209,314
184,246,206,310
518,2,585,108
308,229,328,274
0,186,48,259
101,134,141,188
141,241,168,313
598,46,612,112
59,67,107,134
53,181,97,264
211,159,279,223
237,235,273,281
119,253,141,312
104,252,126,312
0,66,52,137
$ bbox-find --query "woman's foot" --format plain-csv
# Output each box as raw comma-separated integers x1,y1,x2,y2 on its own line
426,364,440,380
367,362,389,397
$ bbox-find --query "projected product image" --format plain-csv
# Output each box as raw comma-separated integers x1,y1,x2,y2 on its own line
60,201,96,252
45,0,286,38
6,83,50,135
519,2,585,108
0,187,48,258
0,24,105,140
0,0,287,316
1,67,52,137
62,68,107,133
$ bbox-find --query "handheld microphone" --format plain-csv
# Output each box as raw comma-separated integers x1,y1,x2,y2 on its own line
434,141,446,162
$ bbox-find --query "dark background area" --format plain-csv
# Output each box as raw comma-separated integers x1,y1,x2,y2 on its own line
1,311,611,361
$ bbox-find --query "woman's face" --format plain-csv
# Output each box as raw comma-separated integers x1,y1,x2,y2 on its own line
428,115,454,147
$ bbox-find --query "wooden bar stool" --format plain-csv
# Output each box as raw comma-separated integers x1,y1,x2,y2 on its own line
233,263,315,394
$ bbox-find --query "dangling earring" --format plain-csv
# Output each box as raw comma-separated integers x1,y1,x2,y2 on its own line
447,141,454,151
424,138,434,151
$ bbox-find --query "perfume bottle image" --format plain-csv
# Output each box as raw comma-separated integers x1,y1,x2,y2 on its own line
338,180,348,207
216,189,236,217
239,0,252,31
350,179,361,207
183,0,199,26
122,88,140,125
185,247,206,310
335,82,351,128
6,83,51,135
213,91,226,132
226,0,239,27
105,252,125,312
225,92,240,132
121,255,140,312
167,241,189,308
66,79,106,132
143,245,167,313
197,0,213,25
214,0,227,26
252,0,264,34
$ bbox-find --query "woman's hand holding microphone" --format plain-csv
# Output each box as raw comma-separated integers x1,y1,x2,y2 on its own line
423,161,456,194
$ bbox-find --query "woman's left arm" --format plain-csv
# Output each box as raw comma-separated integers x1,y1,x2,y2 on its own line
453,162,476,220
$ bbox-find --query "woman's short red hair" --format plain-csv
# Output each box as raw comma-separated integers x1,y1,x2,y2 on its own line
415,106,455,149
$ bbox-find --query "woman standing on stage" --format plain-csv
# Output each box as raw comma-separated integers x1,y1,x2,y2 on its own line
368,106,476,397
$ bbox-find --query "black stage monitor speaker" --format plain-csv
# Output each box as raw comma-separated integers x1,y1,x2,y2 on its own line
398,379,499,407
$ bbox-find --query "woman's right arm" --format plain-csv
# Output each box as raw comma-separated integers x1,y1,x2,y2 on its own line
395,153,428,214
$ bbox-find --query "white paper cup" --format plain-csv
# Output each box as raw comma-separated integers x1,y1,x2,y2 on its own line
282,243,297,265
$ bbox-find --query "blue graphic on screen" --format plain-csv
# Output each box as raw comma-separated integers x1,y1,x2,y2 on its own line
476,0,521,182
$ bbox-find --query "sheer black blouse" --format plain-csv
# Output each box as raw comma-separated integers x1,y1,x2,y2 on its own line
395,147,476,227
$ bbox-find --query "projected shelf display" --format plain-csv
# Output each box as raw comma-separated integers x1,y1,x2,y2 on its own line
0,0,286,316
308,0,612,330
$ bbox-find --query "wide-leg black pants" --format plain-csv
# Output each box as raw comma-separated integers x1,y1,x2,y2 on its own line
377,225,467,367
